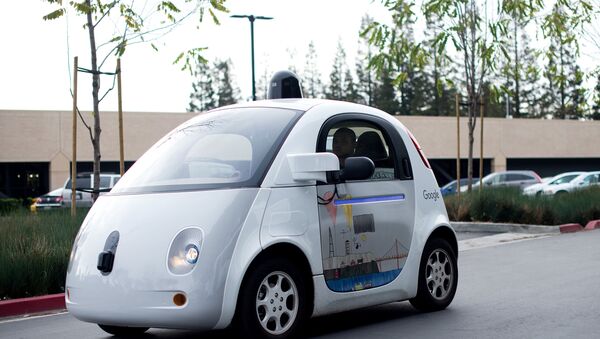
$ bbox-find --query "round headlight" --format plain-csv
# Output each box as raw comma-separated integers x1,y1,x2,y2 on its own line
185,244,199,264
167,227,204,275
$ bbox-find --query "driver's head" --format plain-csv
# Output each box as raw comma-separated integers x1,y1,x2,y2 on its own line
332,127,356,161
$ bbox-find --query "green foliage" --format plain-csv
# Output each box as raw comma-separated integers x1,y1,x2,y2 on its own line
445,186,600,225
303,41,323,99
0,199,22,216
215,59,240,106
325,40,347,101
0,209,88,299
188,59,216,112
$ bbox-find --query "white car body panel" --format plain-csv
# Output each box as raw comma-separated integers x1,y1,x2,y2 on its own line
543,171,599,195
524,171,585,196
66,99,455,332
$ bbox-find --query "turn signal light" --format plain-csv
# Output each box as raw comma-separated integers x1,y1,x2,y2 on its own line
173,293,187,306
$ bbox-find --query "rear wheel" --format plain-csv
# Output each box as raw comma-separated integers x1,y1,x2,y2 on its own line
98,324,149,336
410,238,458,312
236,258,308,338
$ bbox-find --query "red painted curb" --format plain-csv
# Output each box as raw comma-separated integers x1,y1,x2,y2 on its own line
0,293,65,318
559,223,584,233
585,220,600,231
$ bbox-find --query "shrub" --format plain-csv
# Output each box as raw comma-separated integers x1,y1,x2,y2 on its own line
0,198,23,216
444,186,600,225
0,208,88,300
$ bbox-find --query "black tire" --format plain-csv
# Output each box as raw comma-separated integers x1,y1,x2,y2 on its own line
235,257,309,338
98,324,149,337
409,237,458,312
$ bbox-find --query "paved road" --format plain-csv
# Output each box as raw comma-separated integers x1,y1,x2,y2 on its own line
1,231,599,339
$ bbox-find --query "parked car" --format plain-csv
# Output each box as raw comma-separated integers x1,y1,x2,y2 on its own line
441,178,479,196
543,171,600,195
523,172,585,196
30,188,64,212
61,173,121,208
66,99,458,338
466,170,542,191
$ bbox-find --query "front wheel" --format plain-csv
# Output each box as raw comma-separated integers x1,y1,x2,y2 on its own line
236,258,308,338
410,238,458,312
98,324,149,336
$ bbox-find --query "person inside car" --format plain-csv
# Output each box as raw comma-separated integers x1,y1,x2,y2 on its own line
332,127,356,168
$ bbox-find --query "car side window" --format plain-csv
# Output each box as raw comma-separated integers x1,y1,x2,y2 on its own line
508,174,531,181
582,174,598,185
100,176,111,188
324,122,396,181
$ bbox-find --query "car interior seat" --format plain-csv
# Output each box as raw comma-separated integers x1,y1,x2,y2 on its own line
355,131,389,164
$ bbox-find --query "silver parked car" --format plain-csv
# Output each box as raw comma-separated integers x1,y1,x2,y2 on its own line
61,173,121,207
468,170,542,191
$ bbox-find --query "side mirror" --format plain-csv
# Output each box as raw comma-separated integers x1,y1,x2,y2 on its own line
287,153,339,183
339,157,375,182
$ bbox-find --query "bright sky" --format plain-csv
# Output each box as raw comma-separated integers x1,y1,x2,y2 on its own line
1,1,597,114
0,1,390,113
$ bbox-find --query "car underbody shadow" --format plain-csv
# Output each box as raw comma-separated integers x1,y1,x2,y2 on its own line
307,301,422,337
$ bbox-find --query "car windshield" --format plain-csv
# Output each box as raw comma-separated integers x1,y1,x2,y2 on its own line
111,107,301,194
549,174,580,185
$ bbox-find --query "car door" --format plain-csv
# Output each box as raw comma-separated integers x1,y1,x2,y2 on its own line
316,114,415,293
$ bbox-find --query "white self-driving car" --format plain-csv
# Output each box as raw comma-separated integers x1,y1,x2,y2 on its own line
66,99,458,338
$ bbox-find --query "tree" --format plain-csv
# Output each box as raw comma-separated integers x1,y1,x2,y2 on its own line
422,15,456,116
496,12,542,118
303,41,323,99
188,61,216,112
366,0,593,190
372,67,400,114
43,0,227,202
356,15,377,106
343,69,362,103
543,8,584,120
255,64,270,100
516,32,543,118
592,74,600,120
325,40,347,100
215,59,240,106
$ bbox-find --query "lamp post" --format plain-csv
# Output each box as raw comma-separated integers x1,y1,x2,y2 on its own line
231,14,273,101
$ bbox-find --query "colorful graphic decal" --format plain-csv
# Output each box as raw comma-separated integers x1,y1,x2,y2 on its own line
320,191,409,292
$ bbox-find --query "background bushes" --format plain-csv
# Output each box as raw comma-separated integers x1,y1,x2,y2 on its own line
445,186,600,225
0,208,87,300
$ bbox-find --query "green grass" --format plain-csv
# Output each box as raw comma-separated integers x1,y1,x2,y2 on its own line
445,186,600,225
0,208,88,300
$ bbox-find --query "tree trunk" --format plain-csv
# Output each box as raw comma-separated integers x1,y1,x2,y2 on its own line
514,19,520,117
86,0,101,202
467,0,477,192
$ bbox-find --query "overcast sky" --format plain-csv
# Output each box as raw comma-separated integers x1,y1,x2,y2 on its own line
0,1,390,113
1,1,597,113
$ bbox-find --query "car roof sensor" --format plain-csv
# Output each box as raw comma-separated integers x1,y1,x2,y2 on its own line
267,70,303,99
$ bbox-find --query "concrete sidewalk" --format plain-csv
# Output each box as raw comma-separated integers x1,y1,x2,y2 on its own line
451,221,561,234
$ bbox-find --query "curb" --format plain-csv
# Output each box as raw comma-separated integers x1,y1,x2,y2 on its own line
585,219,600,231
451,222,561,234
0,293,65,318
559,223,584,233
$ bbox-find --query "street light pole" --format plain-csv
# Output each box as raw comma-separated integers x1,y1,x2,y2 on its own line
231,14,273,101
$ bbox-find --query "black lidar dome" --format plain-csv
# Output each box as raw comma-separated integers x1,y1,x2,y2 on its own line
267,70,303,99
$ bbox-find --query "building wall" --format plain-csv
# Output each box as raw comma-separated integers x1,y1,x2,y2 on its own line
1,109,599,191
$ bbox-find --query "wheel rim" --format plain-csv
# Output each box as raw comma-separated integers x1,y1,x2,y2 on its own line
425,248,454,301
255,271,299,335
